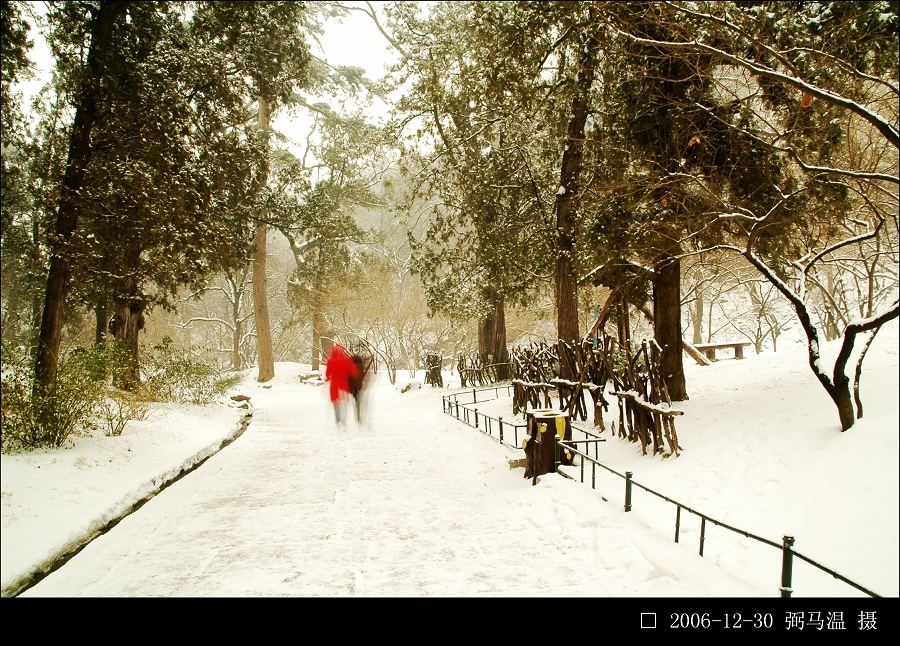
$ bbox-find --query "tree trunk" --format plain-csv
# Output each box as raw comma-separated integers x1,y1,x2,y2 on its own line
478,316,491,356
232,288,242,371
692,288,703,345
491,293,509,381
311,322,321,370
95,301,110,345
252,97,274,382
33,1,130,393
30,215,43,351
654,256,688,401
831,377,856,432
829,304,899,430
311,282,326,370
252,222,274,381
477,289,509,381
112,276,146,390
554,28,599,367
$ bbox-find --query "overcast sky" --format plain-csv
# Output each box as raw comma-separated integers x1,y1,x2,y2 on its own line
276,2,400,157
319,2,397,81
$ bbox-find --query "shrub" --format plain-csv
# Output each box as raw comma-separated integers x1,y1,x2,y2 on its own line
97,387,151,436
141,337,232,404
213,372,242,394
1,343,110,452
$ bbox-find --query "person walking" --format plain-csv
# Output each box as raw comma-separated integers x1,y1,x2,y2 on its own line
348,353,372,423
325,344,359,425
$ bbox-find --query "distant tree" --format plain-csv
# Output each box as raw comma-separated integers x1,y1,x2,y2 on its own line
388,2,565,378
267,98,384,370
191,1,312,383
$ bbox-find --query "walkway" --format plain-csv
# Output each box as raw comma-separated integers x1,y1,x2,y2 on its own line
24,366,760,596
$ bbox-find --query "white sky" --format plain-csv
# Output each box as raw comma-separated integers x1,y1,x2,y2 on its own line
317,2,396,82
3,320,898,597
275,2,400,159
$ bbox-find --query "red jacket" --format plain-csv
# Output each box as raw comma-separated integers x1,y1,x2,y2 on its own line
325,345,359,403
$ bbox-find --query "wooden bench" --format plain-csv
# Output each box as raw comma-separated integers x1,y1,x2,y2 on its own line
693,341,752,361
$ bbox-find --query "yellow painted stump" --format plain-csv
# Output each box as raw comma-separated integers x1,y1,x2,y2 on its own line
523,409,573,481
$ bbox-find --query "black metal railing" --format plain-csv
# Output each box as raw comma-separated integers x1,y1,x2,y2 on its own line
442,384,528,449
441,383,881,599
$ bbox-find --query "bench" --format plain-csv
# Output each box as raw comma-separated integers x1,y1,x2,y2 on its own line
693,341,752,361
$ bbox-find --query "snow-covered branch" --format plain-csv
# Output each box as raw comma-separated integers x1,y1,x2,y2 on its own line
805,218,885,276
610,390,684,417
179,317,234,331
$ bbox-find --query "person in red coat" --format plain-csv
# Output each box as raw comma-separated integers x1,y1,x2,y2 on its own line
325,344,359,424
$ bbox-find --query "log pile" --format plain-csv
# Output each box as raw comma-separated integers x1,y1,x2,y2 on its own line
509,334,681,457
456,352,507,387
510,342,558,415
609,339,682,456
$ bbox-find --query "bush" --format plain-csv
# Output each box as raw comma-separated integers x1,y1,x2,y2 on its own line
213,371,242,394
1,343,112,452
0,338,236,451
97,388,151,436
141,337,233,404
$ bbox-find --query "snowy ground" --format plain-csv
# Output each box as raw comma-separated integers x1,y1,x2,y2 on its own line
2,321,897,597
1,401,247,596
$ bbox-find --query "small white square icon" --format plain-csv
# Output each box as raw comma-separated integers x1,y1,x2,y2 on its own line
641,612,657,629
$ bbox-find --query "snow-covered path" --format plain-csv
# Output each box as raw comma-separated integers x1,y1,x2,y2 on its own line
23,366,762,597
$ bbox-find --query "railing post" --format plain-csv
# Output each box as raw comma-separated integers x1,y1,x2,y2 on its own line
699,517,706,556
474,408,479,429
554,434,560,472
780,535,795,598
675,505,681,543
472,388,476,404
455,401,459,419
499,417,504,444
592,462,595,490
624,471,633,512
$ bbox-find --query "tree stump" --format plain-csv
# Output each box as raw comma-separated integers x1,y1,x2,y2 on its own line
522,409,574,482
